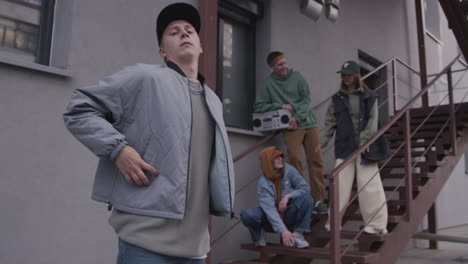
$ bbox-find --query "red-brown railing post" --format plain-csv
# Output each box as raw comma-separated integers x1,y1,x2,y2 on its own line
415,0,429,107
329,173,341,264
428,204,439,249
392,59,398,112
447,66,457,155
199,0,218,91
199,2,218,263
404,111,413,220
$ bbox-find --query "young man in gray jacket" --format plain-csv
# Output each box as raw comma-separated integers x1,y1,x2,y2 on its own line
63,3,234,263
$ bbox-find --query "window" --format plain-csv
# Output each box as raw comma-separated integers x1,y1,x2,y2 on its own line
358,50,389,123
0,0,73,76
0,0,54,64
424,0,441,41
465,149,468,175
217,1,262,130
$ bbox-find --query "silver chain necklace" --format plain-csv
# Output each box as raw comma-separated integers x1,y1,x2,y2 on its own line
189,80,203,95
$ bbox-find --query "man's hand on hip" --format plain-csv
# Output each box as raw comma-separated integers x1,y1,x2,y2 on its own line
116,145,159,186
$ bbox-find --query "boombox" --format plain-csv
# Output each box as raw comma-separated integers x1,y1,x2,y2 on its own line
252,109,291,132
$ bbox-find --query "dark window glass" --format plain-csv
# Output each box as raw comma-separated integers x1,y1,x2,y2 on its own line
0,0,54,64
465,149,468,174
424,0,441,40
217,2,256,130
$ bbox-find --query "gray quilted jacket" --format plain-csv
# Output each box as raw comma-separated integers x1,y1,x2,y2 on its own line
63,62,235,219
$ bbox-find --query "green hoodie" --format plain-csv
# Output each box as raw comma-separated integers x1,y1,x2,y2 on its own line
254,69,318,129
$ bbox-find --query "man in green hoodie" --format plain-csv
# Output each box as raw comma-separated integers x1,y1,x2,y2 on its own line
254,51,327,214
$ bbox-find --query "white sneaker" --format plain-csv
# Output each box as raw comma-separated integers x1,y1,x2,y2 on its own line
363,226,388,234
293,231,310,248
255,229,267,247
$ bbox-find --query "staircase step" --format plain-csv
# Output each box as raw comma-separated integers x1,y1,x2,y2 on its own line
392,149,448,159
349,185,423,192
380,172,434,180
388,123,468,134
341,199,408,215
401,121,468,135
308,230,387,242
408,110,468,120
408,115,453,124
220,260,268,264
383,186,423,192
390,131,452,141
408,104,468,117
389,139,448,148
241,243,379,263
346,214,405,223
381,160,444,168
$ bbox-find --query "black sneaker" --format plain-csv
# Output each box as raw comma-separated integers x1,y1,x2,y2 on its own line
313,201,328,214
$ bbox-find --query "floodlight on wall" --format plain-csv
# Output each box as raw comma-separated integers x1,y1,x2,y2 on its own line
325,0,340,22
300,0,324,21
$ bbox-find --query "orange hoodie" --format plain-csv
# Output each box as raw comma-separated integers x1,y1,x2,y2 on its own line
259,146,284,209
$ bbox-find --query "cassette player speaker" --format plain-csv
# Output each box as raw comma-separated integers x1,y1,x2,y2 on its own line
252,109,291,132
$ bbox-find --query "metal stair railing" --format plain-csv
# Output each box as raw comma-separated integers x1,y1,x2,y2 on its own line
211,55,468,263
210,56,403,247
328,54,467,264
338,58,468,258
317,56,430,158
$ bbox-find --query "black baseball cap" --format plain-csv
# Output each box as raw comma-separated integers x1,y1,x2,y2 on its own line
156,3,201,45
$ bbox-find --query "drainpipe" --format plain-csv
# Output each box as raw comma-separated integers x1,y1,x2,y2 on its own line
199,0,218,91
415,0,429,107
199,3,218,264
415,0,437,249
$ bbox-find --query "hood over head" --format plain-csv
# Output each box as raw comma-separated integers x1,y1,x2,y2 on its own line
259,146,284,180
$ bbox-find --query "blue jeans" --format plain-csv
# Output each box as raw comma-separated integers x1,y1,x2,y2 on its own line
240,194,314,242
117,239,205,264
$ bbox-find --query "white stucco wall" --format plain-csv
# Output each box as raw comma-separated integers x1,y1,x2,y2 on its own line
437,153,468,229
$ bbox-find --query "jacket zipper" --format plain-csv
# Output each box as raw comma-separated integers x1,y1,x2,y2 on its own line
204,93,234,219
184,78,193,218
222,132,234,219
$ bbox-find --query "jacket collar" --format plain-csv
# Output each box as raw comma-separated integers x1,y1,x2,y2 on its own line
166,60,206,86
337,87,373,98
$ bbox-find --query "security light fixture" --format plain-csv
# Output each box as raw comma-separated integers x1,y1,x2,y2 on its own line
325,0,340,22
300,0,324,21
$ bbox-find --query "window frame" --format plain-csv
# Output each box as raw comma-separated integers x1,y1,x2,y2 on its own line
216,0,258,131
36,0,55,65
0,0,73,77
465,149,468,175
424,0,443,45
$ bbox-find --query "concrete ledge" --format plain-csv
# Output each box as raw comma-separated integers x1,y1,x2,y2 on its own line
0,56,72,77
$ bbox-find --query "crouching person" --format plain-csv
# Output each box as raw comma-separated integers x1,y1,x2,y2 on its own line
240,146,314,248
